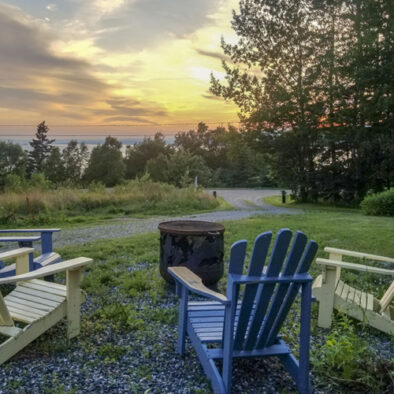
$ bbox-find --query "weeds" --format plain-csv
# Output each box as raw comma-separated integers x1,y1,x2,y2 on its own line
0,179,219,226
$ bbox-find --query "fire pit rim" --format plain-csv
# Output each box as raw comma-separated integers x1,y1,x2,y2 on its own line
158,220,225,236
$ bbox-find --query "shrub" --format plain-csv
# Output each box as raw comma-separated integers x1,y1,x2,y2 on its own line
312,315,393,391
361,189,394,216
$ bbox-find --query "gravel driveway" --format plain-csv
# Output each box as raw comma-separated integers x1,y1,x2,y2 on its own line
54,189,299,248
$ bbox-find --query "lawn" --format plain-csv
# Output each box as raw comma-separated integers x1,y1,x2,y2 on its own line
0,208,393,393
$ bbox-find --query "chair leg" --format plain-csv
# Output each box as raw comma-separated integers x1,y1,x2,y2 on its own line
222,302,236,393
298,282,312,394
317,266,336,328
177,285,188,355
66,269,82,339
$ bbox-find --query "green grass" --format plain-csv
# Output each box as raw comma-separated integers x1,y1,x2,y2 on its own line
0,181,222,228
2,207,393,392
264,195,359,213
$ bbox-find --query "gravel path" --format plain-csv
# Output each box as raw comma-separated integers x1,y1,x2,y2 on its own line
54,189,299,248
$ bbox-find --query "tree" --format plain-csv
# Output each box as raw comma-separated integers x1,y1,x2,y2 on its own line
124,133,171,179
211,0,394,203
44,147,65,184
147,150,212,187
62,140,89,185
27,121,55,175
0,141,27,188
84,136,125,186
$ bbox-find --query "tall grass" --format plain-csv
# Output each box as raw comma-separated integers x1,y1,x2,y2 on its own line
0,180,219,225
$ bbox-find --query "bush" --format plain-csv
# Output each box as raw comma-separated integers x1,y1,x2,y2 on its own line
361,189,394,216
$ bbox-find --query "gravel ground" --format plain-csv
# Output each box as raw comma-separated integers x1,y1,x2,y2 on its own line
1,190,391,393
54,189,300,248
0,290,302,394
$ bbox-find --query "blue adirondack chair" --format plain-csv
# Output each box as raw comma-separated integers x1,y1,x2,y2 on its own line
169,228,318,394
0,229,61,277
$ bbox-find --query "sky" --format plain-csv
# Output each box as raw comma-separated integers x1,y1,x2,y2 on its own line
0,0,240,138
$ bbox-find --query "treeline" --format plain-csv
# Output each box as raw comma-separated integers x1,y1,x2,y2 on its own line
0,121,273,190
211,0,394,204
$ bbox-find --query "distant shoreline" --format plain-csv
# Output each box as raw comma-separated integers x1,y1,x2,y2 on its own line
0,136,175,151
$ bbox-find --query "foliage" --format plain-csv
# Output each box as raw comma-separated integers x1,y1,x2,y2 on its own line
211,0,394,203
124,133,171,179
84,136,125,186
44,147,65,184
0,141,27,188
312,315,393,392
361,189,394,216
27,121,55,175
147,150,212,187
62,140,89,185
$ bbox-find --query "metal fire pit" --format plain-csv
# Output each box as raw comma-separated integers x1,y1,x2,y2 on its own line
158,220,225,285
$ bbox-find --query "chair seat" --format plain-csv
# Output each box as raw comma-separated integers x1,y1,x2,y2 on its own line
188,301,258,343
4,279,66,324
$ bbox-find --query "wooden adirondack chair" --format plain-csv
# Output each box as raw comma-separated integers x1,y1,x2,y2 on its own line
312,247,394,335
0,247,92,365
169,229,318,394
0,229,61,278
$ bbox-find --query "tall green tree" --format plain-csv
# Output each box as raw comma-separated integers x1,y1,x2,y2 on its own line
44,147,65,184
211,0,323,201
62,140,89,185
27,121,55,175
0,141,27,188
84,136,125,187
211,0,394,203
124,133,171,179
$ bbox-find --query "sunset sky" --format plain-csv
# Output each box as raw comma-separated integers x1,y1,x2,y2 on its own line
0,0,240,138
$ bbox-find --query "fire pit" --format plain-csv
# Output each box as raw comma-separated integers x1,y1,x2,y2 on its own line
158,220,225,285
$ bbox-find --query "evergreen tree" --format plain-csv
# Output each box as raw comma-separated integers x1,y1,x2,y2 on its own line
44,147,65,184
211,0,394,203
84,136,125,186
27,121,55,175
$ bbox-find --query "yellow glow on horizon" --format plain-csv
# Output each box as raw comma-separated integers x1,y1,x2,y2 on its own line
0,0,242,134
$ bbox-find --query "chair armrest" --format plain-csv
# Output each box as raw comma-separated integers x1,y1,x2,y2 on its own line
316,258,394,276
168,266,229,304
0,257,92,285
0,229,60,234
0,248,34,261
324,247,394,264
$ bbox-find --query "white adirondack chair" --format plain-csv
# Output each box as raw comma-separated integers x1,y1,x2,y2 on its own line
312,247,394,335
0,248,92,365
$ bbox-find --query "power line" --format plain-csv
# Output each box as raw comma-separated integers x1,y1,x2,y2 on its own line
0,134,180,137
0,121,240,127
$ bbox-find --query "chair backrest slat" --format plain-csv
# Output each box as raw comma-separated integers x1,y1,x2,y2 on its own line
243,229,292,350
256,231,307,348
233,231,272,350
265,240,318,347
226,239,247,302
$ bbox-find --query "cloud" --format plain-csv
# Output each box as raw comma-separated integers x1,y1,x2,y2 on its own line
0,2,167,124
195,49,229,62
95,0,224,51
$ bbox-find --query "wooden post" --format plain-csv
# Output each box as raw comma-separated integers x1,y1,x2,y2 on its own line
317,265,337,328
0,292,13,326
15,254,30,276
329,252,342,284
66,268,82,339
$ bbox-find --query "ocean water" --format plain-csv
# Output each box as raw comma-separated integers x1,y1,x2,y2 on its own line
1,137,175,152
